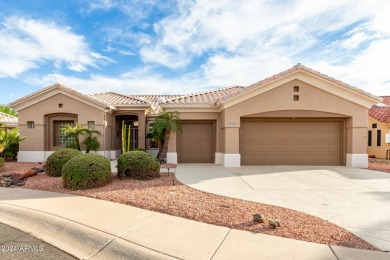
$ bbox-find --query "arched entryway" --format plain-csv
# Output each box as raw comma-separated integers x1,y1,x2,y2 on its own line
115,114,139,152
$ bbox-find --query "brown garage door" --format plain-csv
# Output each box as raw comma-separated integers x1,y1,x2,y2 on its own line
240,120,343,165
178,122,214,163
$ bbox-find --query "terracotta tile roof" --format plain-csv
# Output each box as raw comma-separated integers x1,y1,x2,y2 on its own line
130,95,182,114
0,112,18,127
215,63,381,104
163,86,246,105
369,96,390,123
9,83,116,110
91,92,150,106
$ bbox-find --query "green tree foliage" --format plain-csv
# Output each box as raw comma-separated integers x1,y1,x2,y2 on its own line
149,111,181,163
0,128,25,160
82,129,101,153
63,123,101,153
0,105,18,117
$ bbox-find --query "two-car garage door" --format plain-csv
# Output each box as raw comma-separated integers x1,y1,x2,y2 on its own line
240,120,343,165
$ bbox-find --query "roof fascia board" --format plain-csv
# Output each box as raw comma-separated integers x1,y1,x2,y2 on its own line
219,70,380,110
10,88,112,112
160,103,219,113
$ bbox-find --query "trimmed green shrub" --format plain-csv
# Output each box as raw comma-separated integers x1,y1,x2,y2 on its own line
117,151,160,179
0,157,5,170
46,148,82,177
62,153,111,190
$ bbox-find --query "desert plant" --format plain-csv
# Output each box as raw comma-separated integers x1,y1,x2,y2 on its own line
122,120,131,153
63,123,101,153
82,129,101,153
0,128,25,160
62,153,111,190
62,123,85,151
117,151,160,179
150,111,181,163
46,148,82,177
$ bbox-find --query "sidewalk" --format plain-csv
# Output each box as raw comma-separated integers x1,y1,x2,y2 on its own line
0,187,389,260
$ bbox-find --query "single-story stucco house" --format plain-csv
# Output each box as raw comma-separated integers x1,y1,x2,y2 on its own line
9,64,381,167
0,112,18,129
368,96,390,159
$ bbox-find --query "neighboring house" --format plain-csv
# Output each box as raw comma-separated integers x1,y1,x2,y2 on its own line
0,112,18,129
368,97,390,159
9,64,380,167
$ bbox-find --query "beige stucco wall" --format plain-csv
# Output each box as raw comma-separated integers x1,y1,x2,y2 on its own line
367,117,390,158
18,93,109,151
220,79,369,156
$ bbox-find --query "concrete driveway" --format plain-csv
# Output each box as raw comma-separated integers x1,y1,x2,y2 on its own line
176,164,390,251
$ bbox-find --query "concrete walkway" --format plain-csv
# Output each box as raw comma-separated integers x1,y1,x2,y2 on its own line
0,188,390,259
0,188,389,259
175,164,390,252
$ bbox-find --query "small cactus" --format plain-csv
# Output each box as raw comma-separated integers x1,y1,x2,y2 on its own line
253,213,265,224
268,220,281,229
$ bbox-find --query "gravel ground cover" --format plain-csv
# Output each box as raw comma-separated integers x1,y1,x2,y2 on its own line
368,159,390,173
1,161,383,251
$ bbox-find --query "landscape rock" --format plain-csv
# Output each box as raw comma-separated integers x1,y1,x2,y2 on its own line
0,167,43,188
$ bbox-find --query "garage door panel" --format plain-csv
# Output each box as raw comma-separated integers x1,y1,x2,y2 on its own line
241,120,343,165
179,123,214,163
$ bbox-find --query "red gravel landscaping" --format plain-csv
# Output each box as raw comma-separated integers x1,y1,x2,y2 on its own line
0,162,380,251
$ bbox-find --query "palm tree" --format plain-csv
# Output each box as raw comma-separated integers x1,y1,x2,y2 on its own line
0,105,18,117
151,111,181,163
62,123,87,151
82,129,101,153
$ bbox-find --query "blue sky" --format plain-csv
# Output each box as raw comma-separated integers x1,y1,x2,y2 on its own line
1,0,389,105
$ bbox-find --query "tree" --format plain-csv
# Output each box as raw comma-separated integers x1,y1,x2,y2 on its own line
150,111,181,163
82,129,101,153
0,127,25,160
63,123,86,151
0,105,18,117
63,123,101,153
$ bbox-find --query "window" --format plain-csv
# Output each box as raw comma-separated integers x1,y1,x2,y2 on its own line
293,86,299,92
58,103,63,108
88,121,95,130
377,130,381,146
372,123,377,129
147,122,158,149
27,121,35,129
368,130,372,146
293,95,299,101
55,121,75,146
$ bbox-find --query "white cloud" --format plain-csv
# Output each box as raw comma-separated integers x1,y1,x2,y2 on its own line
0,16,109,77
136,0,390,96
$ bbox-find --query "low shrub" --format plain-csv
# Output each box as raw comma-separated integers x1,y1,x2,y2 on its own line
0,157,5,170
46,148,82,177
62,153,111,190
117,151,160,180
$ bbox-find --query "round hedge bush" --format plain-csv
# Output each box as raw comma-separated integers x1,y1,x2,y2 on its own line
62,153,111,190
117,151,160,180
46,148,82,177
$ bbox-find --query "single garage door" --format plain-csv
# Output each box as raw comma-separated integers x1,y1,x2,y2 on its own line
178,122,214,163
240,120,343,165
